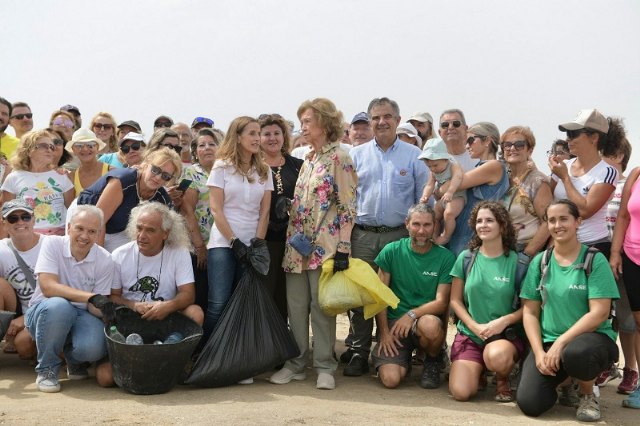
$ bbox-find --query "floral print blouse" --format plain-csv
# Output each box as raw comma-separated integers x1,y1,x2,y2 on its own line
283,141,357,273
182,163,213,243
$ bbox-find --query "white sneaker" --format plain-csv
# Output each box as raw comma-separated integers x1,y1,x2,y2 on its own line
269,367,306,384
238,377,254,385
36,369,61,393
316,373,335,390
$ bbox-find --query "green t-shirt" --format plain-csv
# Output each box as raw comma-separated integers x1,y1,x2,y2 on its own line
451,250,522,344
375,239,455,320
520,245,619,343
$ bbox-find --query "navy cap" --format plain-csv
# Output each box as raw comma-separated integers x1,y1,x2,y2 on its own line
351,112,369,125
191,116,214,128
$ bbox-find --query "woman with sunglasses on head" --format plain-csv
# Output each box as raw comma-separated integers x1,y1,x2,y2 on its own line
179,128,219,314
76,148,179,252
500,126,553,258
549,109,626,259
65,128,110,196
1,130,74,236
518,199,619,422
439,122,509,256
90,112,118,154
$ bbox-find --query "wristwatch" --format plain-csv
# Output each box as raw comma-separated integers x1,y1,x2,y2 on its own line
406,310,417,320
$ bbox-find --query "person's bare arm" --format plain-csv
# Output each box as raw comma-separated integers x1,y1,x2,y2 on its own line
95,179,124,246
255,190,271,239
523,181,553,257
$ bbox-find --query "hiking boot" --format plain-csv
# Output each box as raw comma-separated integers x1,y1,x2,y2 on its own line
622,386,640,409
420,357,441,389
576,393,601,422
595,363,621,387
558,383,580,407
618,367,639,395
36,369,61,393
269,367,306,385
339,349,355,364
67,362,89,380
343,353,369,377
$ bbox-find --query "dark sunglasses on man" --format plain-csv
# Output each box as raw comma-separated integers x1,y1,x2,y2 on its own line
5,213,33,224
11,113,33,120
440,120,462,129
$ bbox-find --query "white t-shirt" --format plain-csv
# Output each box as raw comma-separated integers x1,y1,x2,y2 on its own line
1,170,73,234
0,235,45,312
30,236,115,309
553,158,618,243
606,177,626,240
451,151,477,173
111,241,194,302
206,160,274,248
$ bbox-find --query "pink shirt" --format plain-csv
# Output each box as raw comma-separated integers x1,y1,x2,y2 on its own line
623,178,640,264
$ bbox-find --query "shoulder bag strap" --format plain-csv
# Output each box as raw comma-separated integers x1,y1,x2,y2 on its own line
6,241,37,290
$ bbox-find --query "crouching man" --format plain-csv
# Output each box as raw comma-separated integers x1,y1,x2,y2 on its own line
372,203,455,389
96,202,204,386
25,205,115,393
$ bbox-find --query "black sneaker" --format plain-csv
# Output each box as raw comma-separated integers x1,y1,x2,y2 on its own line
420,358,441,389
343,353,369,376
339,349,355,364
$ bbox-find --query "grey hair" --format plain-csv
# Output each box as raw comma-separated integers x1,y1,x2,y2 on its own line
126,202,193,251
69,205,104,229
367,97,400,118
407,203,436,222
440,109,467,126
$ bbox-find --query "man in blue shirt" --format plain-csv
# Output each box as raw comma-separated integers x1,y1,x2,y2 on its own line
342,97,428,376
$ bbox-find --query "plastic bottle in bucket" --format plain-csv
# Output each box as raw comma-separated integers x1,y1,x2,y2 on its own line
164,332,184,344
109,325,126,343
125,333,144,345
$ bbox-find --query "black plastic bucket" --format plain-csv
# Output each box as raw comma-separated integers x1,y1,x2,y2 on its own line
0,310,15,341
105,308,202,395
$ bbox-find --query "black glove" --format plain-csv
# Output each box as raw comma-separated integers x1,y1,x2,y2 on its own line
333,251,349,273
248,238,271,276
231,238,249,262
274,196,292,221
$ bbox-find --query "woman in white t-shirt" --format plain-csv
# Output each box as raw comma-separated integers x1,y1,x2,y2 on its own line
549,109,627,258
1,130,74,236
203,116,273,341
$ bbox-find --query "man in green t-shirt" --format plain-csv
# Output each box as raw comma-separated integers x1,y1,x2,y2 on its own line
372,203,455,389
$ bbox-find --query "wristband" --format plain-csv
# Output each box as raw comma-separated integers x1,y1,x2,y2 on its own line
406,310,417,320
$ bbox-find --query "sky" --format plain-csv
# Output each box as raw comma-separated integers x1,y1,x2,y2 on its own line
2,0,639,173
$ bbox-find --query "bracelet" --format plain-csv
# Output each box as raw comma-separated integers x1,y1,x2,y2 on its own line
229,236,237,247
337,241,351,251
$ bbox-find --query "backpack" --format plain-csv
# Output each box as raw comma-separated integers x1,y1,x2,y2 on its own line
462,249,531,310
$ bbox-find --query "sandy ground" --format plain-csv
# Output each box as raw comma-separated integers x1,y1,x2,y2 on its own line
0,314,637,425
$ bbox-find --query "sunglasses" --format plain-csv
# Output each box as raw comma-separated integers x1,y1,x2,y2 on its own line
74,142,97,150
121,141,142,154
53,118,75,128
5,213,33,224
35,142,55,151
466,135,485,146
11,113,33,120
440,120,462,129
150,165,174,182
501,140,527,151
155,122,172,128
547,149,570,157
94,123,114,130
161,143,182,154
566,129,592,140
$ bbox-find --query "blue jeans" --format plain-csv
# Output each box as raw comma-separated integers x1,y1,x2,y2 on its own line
25,297,107,374
203,248,245,339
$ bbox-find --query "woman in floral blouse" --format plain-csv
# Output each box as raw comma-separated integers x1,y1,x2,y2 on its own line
269,98,357,391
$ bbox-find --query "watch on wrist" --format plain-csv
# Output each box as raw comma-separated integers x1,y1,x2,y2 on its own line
406,310,417,320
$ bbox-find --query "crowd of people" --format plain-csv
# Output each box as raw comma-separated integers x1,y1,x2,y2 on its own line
0,94,638,422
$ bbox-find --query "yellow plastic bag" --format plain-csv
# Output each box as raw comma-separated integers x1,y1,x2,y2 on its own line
319,258,399,319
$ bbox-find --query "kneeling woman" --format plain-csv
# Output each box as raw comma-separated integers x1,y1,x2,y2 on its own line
449,201,525,403
517,199,619,422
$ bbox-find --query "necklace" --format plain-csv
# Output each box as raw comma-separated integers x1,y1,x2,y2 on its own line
136,247,164,286
136,175,158,201
271,160,284,195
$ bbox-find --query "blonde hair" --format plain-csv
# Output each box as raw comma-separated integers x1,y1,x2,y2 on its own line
90,112,118,152
10,129,52,171
142,147,183,184
297,98,344,143
215,116,269,183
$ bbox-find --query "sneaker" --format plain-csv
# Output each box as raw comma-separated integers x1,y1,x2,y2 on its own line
420,357,441,389
67,362,89,380
343,353,369,377
576,393,601,422
618,367,639,395
36,369,61,393
339,350,354,364
237,377,254,385
595,363,621,387
316,372,335,390
622,386,640,409
558,383,580,408
269,367,306,385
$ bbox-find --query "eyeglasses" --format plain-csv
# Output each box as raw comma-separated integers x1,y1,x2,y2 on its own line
93,123,114,130
547,149,570,157
440,120,462,129
5,213,33,224
150,165,174,182
161,143,182,154
52,138,64,146
35,142,55,151
501,140,527,151
53,118,75,128
155,122,172,128
121,141,142,154
74,142,97,150
466,135,485,146
11,113,33,120
566,129,592,140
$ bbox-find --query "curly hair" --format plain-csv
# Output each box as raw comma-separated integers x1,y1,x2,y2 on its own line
467,201,517,255
297,98,344,143
89,112,118,152
597,117,627,159
259,113,292,155
214,116,269,183
10,129,52,171
126,202,193,252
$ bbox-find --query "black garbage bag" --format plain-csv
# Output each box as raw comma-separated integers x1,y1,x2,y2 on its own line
248,238,270,276
0,310,16,341
187,268,299,387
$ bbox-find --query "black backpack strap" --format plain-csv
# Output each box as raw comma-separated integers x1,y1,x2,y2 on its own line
537,248,553,309
511,251,531,310
463,249,478,281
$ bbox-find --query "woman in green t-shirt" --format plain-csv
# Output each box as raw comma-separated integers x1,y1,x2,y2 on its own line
517,199,619,422
449,201,525,403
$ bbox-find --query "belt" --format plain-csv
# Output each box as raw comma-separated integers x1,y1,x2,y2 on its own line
355,224,405,233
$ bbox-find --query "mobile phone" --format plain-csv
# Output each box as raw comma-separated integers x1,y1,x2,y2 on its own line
177,179,192,192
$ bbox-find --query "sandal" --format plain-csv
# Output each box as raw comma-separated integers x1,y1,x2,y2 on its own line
3,343,18,354
495,376,513,402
